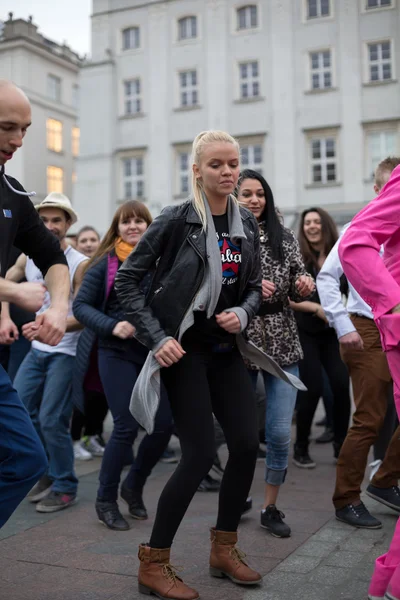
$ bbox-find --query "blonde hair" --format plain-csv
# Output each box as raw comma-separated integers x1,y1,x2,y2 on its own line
191,130,240,228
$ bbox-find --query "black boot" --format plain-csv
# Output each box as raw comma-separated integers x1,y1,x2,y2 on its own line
197,474,221,492
96,500,130,531
120,485,148,520
293,443,316,469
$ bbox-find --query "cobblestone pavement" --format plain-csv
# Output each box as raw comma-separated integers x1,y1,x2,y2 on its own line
0,430,397,600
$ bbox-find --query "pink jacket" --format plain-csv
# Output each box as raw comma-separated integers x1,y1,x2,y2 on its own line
339,164,400,351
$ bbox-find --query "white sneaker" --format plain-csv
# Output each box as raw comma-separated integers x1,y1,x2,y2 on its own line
73,441,93,461
369,459,383,481
84,436,105,457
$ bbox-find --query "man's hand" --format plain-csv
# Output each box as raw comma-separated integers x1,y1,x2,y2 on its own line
13,282,47,313
155,339,186,367
339,331,364,351
112,321,135,339
262,279,276,299
296,275,315,298
216,312,241,334
23,307,68,346
0,317,19,345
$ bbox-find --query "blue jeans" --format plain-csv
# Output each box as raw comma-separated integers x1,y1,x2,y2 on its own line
0,365,47,527
14,349,78,494
249,363,299,486
97,347,174,502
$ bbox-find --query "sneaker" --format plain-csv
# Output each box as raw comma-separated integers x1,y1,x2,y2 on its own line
197,474,221,492
257,446,266,461
293,445,316,469
96,499,130,531
315,427,334,444
316,416,327,427
211,453,224,477
261,504,291,538
83,435,105,457
386,594,400,600
366,485,400,513
120,485,148,520
27,475,53,503
73,440,93,461
369,459,383,482
242,497,253,516
36,491,77,513
335,502,382,529
160,446,178,464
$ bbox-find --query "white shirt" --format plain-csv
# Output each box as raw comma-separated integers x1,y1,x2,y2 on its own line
25,245,87,356
316,223,375,339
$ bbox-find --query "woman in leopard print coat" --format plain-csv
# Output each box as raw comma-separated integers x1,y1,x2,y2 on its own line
237,169,314,538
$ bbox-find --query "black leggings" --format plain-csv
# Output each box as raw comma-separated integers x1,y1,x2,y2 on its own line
70,391,109,441
296,328,350,447
149,343,259,549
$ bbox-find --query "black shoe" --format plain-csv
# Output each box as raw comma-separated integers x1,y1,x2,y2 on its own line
160,446,178,464
315,427,334,444
257,446,267,461
197,474,221,492
211,454,224,477
316,416,327,427
293,444,316,469
96,500,130,531
95,434,107,448
241,497,253,516
261,505,291,538
335,502,382,529
366,485,400,513
27,475,53,503
333,441,343,460
120,485,148,520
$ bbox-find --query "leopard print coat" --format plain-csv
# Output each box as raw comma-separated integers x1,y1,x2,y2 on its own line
245,222,312,369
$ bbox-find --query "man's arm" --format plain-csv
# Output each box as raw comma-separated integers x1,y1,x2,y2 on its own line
66,260,88,332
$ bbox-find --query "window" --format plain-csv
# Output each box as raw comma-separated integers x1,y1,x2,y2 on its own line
177,152,190,195
178,16,197,40
367,41,393,82
46,119,63,153
366,130,398,179
241,144,263,173
239,61,260,99
72,85,79,110
366,0,392,8
47,74,61,102
47,166,64,193
237,5,258,30
124,79,141,115
123,157,145,199
122,26,140,51
309,50,332,90
179,70,198,107
309,136,338,184
72,127,80,157
306,0,331,19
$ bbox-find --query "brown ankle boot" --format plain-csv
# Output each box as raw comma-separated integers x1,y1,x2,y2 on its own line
209,528,262,586
138,544,199,599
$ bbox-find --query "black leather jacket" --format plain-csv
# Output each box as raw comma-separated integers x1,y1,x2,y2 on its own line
115,201,262,350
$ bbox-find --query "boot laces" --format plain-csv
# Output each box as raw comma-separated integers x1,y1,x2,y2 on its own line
229,546,247,565
161,563,183,586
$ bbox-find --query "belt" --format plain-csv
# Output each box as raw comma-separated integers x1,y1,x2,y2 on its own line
258,301,284,316
349,313,373,320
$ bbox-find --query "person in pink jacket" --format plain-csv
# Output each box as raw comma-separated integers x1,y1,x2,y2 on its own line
339,163,400,600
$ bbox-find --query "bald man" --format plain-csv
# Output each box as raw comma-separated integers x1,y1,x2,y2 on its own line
0,80,70,527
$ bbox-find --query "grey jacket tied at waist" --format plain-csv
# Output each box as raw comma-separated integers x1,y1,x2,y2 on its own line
126,197,306,435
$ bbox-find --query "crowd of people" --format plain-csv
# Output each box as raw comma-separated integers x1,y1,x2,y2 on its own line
1,79,400,600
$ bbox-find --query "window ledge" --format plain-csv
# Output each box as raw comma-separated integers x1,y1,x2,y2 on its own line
174,37,199,46
363,79,398,87
234,96,265,105
120,48,142,55
233,27,261,35
305,87,338,95
174,105,202,112
48,149,65,156
305,182,342,189
119,112,146,120
117,197,147,205
304,15,334,24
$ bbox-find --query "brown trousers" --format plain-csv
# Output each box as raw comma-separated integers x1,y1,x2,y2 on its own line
333,315,400,510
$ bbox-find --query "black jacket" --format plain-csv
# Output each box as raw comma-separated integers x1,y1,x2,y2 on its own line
115,201,262,350
0,169,67,277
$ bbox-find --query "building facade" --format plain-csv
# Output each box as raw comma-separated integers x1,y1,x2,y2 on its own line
75,0,400,232
0,14,82,209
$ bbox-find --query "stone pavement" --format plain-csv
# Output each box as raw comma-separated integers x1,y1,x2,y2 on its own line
0,435,397,600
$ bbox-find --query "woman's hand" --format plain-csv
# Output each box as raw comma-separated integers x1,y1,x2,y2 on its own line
155,339,186,367
216,312,241,334
112,321,136,339
262,279,276,299
314,304,328,323
295,275,315,298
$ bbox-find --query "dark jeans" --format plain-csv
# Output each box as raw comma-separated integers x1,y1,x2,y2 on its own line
0,337,31,383
296,328,350,448
0,364,47,527
149,342,259,549
70,391,109,441
97,348,173,502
